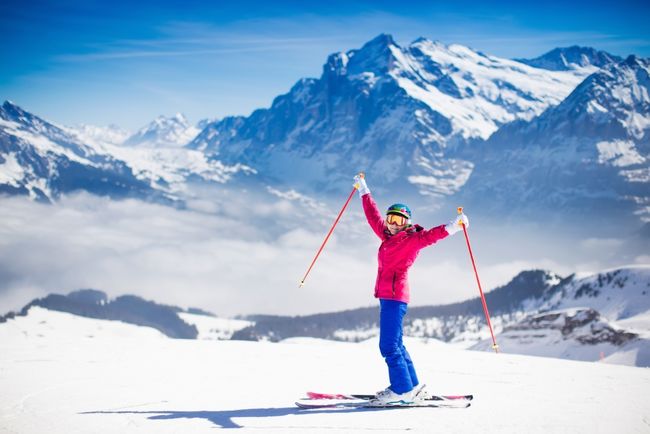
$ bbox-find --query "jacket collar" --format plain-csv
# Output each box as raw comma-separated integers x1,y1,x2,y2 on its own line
384,223,424,237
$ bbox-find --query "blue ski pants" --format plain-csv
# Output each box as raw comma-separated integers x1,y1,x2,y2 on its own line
379,299,419,394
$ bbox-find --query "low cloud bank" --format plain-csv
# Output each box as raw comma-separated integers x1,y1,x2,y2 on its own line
0,194,645,317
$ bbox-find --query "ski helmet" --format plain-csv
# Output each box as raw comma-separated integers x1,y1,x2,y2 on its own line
386,203,411,219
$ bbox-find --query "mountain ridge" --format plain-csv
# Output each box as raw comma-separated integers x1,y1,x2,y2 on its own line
2,36,647,227
457,54,650,224
2,265,648,366
516,46,624,71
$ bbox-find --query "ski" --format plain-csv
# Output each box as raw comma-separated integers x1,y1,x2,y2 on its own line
306,391,473,402
296,388,473,409
295,397,471,409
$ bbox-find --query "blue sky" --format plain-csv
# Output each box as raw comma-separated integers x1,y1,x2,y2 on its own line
2,0,649,130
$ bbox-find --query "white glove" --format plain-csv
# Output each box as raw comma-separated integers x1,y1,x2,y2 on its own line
445,213,469,235
353,174,370,197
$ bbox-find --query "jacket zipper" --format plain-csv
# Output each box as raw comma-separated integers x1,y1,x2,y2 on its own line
392,272,396,297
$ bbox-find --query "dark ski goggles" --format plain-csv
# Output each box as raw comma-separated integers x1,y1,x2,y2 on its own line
386,213,408,226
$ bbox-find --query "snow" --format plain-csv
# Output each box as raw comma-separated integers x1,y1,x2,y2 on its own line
596,140,646,167
178,312,252,340
74,124,131,147
602,340,650,367
407,159,474,196
63,124,256,193
615,311,650,338
1,307,649,433
0,118,96,168
390,40,592,140
103,145,253,191
543,266,650,321
0,152,25,186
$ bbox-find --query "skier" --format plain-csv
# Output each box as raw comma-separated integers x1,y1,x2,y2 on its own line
353,173,469,405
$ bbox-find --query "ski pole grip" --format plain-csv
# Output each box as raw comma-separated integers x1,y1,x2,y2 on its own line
354,172,365,189
457,206,465,227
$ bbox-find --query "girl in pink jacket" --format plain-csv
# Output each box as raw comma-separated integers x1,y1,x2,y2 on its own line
353,174,468,404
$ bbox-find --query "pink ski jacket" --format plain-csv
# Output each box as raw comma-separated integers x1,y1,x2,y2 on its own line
362,193,449,304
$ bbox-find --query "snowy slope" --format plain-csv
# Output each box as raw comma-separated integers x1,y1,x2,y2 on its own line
471,267,650,366
471,307,650,366
437,267,650,366
1,307,649,434
0,306,168,340
396,38,595,139
178,312,252,340
541,266,650,323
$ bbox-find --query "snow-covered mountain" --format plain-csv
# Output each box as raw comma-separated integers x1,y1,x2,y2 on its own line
188,34,594,198
516,46,623,71
2,35,646,228
124,113,201,148
0,101,158,202
471,307,649,366
231,266,650,367
422,266,650,366
458,55,650,224
0,101,253,201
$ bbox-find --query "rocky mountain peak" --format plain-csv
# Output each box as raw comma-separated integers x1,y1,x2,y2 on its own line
516,46,623,71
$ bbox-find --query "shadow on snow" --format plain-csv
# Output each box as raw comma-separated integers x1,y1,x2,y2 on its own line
81,406,404,429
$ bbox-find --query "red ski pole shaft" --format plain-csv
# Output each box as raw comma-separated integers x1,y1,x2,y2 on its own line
299,181,359,287
457,207,499,353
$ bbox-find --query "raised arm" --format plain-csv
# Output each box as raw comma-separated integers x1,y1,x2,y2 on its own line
354,174,386,239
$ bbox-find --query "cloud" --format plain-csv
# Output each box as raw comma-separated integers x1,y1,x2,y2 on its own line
0,193,375,316
580,237,625,250
0,192,645,318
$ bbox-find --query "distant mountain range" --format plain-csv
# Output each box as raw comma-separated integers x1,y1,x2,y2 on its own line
2,265,648,367
2,36,647,226
0,101,158,202
0,101,253,201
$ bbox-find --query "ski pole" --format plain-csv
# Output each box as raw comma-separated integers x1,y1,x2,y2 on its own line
457,206,499,353
299,175,361,287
